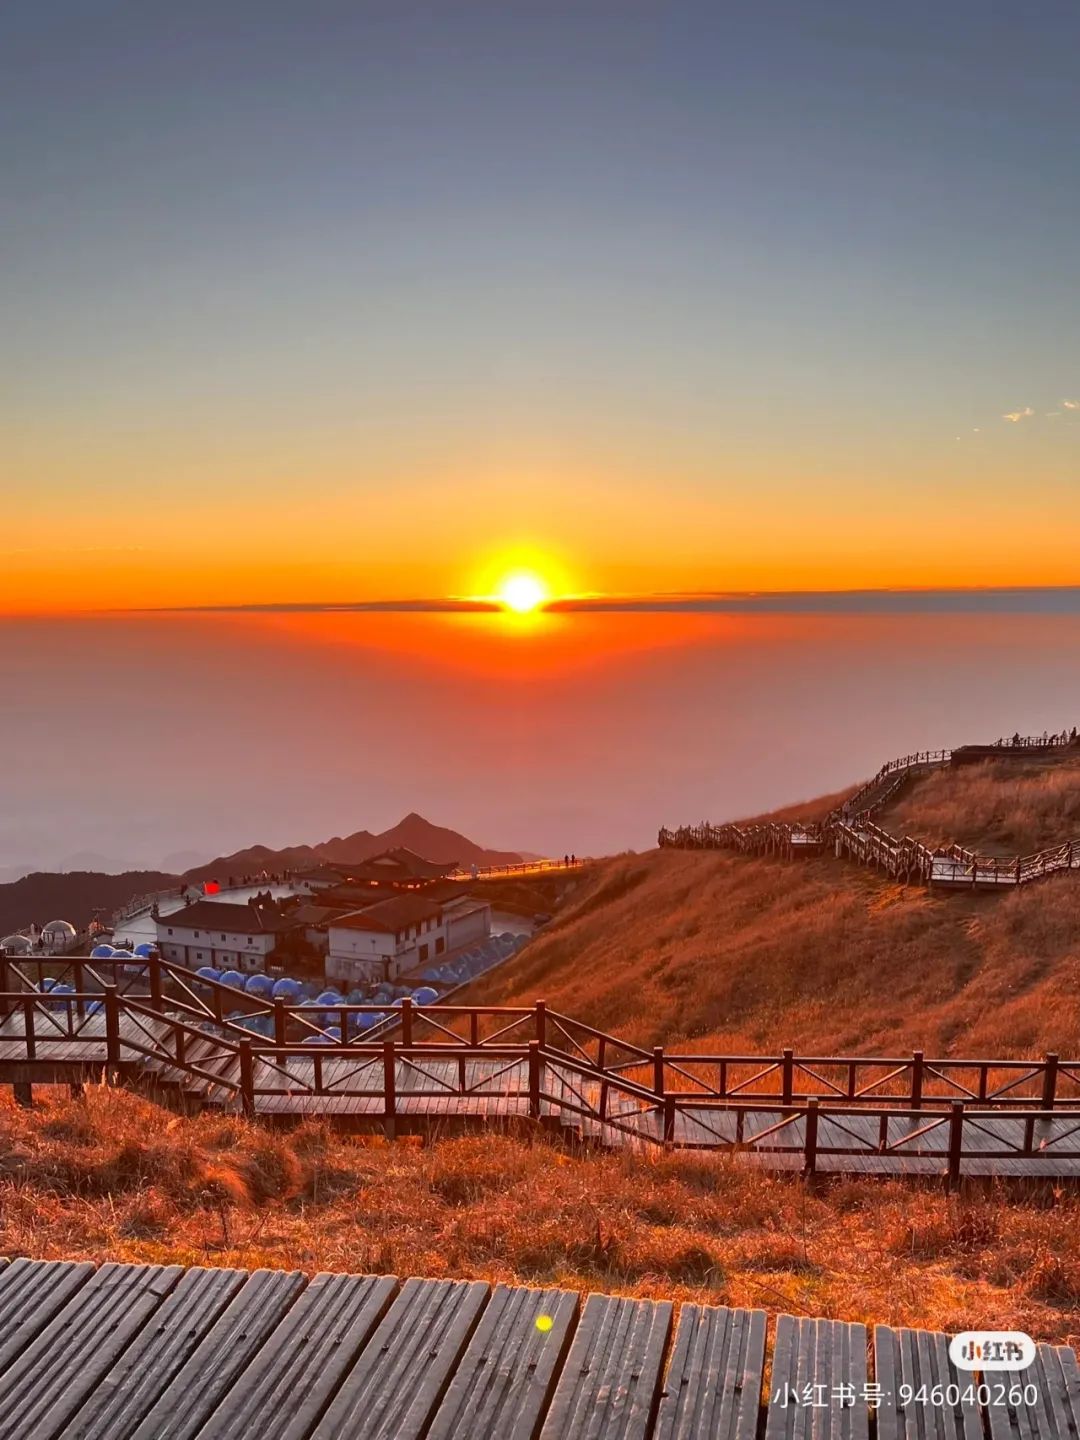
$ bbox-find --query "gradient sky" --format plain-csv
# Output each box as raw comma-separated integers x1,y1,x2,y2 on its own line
4,1,1080,612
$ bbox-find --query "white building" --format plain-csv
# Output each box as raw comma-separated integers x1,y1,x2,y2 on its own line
442,895,492,951
327,895,444,985
155,898,295,973
326,892,491,986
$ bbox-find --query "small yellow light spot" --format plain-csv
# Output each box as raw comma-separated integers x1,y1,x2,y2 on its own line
535,1314,554,1333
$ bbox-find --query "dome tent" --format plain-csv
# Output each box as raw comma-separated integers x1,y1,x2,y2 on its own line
42,919,77,950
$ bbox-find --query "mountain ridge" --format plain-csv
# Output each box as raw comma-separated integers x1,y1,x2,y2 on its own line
182,812,524,880
0,814,525,936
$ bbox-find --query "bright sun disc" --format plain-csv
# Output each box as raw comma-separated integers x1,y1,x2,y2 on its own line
499,572,549,613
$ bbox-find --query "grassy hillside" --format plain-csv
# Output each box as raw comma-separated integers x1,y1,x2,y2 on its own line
886,756,1080,857
471,773,1080,1057
4,1087,1079,1344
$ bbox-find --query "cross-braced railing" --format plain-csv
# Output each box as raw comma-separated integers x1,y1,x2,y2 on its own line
3,957,1080,1180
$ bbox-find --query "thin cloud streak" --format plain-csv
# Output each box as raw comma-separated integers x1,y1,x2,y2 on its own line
150,588,1080,617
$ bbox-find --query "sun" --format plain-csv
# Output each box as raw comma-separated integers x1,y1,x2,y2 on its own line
498,571,549,614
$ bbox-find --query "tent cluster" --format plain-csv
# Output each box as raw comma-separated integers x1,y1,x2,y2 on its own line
417,931,527,987
191,970,443,1041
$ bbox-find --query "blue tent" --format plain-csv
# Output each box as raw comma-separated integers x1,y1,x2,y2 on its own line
219,970,246,989
271,976,302,1001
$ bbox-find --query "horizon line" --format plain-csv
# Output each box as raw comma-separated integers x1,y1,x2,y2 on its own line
134,585,1080,616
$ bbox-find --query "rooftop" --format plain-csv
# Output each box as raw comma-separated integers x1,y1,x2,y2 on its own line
341,848,458,883
329,893,443,935
155,899,295,935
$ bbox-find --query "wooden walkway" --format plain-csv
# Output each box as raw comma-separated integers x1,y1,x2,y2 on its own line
6,1002,1080,1180
0,1257,1076,1439
659,735,1080,890
5,958,1080,1181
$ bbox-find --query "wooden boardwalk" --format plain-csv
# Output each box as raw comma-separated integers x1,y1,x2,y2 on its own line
4,959,1080,1181
0,1257,1076,1439
6,1000,1080,1180
659,735,1080,890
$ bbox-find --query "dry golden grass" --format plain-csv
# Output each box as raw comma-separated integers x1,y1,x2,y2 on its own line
9,767,1080,1347
3,1086,1080,1345
469,845,1080,1056
886,757,1080,857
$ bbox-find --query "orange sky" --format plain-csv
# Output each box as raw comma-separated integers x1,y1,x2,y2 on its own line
6,459,1080,615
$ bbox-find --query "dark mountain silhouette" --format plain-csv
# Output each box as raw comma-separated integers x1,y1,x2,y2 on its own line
184,813,524,882
0,816,525,938
0,871,181,940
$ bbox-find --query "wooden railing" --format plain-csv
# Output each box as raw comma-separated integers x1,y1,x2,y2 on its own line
5,952,1080,1118
4,980,1080,1180
660,731,1080,889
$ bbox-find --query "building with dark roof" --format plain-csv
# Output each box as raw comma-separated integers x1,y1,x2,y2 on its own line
155,897,297,972
335,848,459,888
327,890,486,984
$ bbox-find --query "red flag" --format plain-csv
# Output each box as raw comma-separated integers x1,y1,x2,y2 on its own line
203,880,220,895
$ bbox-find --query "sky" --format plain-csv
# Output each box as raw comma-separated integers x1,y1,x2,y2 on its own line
3,0,1080,613
5,609,1080,873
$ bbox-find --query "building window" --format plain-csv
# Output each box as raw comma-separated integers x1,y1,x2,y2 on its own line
221,933,226,941
196,951,203,961
194,931,200,938
419,943,429,963
435,937,445,955
167,928,173,936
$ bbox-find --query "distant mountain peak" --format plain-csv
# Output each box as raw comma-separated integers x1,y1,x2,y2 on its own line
181,814,524,882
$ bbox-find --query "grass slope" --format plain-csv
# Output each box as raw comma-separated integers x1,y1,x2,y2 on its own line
886,756,1080,857
3,1087,1079,1345
471,780,1080,1057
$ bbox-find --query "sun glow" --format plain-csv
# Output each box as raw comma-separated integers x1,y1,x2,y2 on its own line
498,571,550,613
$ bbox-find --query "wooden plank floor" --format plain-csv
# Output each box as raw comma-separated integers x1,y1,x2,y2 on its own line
0,1260,1077,1438
766,1315,869,1440
655,1303,766,1440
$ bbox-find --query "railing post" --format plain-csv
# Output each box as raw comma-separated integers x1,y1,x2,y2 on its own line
947,1101,964,1190
782,1048,794,1106
653,1046,665,1097
534,999,547,1047
0,957,9,1018
400,996,413,1046
238,1038,255,1118
383,1040,397,1137
22,994,36,1062
528,1040,541,1119
104,983,121,1076
274,998,288,1051
663,1094,676,1145
149,953,163,1010
1041,1053,1059,1110
911,1051,924,1110
804,1098,819,1175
